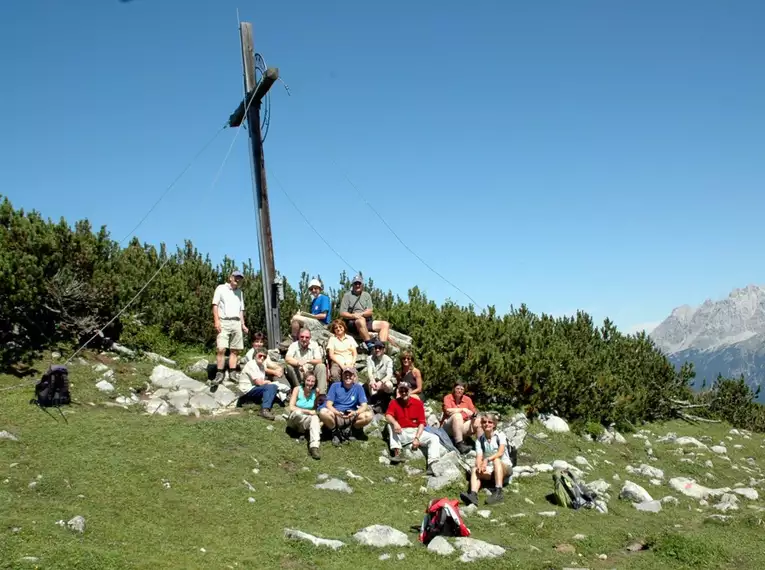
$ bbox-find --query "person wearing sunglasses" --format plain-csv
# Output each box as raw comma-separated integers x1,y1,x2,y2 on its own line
441,382,482,455
236,348,278,420
395,351,423,399
460,413,511,506
365,338,394,413
385,382,442,476
287,372,322,460
318,367,373,445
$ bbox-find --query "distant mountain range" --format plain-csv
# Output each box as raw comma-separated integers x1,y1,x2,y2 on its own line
649,285,765,402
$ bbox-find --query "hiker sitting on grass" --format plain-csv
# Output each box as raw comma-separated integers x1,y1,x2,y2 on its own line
287,372,321,460
237,348,277,420
441,382,481,455
460,413,511,506
386,382,442,476
365,338,394,413
318,367,373,445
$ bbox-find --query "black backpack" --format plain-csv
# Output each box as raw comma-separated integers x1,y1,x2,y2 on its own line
31,365,71,408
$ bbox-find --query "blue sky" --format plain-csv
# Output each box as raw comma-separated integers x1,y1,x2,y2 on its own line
2,0,764,333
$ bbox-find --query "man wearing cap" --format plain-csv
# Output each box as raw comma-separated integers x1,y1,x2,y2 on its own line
284,328,328,394
365,338,395,413
212,270,248,385
339,274,390,352
290,278,332,341
318,367,373,445
385,382,442,476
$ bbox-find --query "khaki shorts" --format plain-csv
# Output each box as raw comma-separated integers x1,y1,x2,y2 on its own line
217,319,244,350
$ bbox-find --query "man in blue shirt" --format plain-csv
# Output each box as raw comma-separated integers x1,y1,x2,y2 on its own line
318,367,373,445
290,278,332,340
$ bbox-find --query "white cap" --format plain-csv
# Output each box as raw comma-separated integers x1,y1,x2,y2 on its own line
308,278,322,289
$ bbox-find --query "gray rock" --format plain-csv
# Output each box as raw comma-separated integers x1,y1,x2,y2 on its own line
461,504,478,516
714,493,739,512
711,445,727,455
144,398,169,415
733,487,759,500
587,479,610,494
661,496,679,505
404,465,423,476
188,392,218,411
284,528,345,550
633,500,662,513
427,535,455,555
353,525,411,547
538,511,557,517
532,463,553,473
619,481,653,503
144,352,177,366
0,430,19,442
93,363,109,373
674,436,708,449
539,414,569,433
626,464,664,479
188,359,209,374
67,515,86,533
315,478,353,493
453,537,506,562
501,413,529,449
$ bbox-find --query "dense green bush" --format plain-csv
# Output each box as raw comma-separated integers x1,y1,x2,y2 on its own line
4,194,765,431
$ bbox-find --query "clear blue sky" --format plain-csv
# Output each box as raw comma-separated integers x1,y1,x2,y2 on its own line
2,0,764,333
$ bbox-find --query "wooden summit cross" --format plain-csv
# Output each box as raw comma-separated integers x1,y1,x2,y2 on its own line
227,22,281,350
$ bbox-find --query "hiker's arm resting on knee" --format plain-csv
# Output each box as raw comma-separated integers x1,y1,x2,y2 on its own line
386,414,402,433
326,401,342,417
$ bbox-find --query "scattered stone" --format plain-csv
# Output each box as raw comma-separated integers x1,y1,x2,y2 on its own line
555,543,576,554
428,536,454,556
661,496,679,505
384,477,397,483
714,494,739,512
574,456,591,468
95,379,115,392
538,511,557,517
379,553,390,561
532,463,553,473
626,464,664,479
733,487,759,501
705,459,714,468
540,414,569,433
673,436,708,449
93,363,109,373
619,481,653,503
508,513,526,518
572,533,587,540
19,556,39,563
524,497,535,505
345,470,364,480
598,553,608,560
453,537,506,562
513,465,536,477
707,514,732,522
187,359,209,374
711,445,727,455
378,456,390,466
668,477,729,500
0,431,19,442
461,504,478,516
28,481,37,489
627,541,647,552
284,528,345,550
315,478,353,493
477,509,491,519
633,500,662,513
248,497,255,504
699,499,709,506
353,525,411,547
67,516,86,533
397,553,406,560
404,465,422,476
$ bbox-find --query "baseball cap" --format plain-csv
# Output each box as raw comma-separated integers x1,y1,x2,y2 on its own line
372,338,385,349
397,383,410,392
308,278,322,289
342,367,356,375
351,274,363,284
231,270,244,278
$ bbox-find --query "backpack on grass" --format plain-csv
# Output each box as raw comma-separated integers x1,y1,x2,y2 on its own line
419,498,470,545
552,468,597,510
31,365,71,408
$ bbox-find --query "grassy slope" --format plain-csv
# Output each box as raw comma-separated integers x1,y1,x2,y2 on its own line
2,352,765,570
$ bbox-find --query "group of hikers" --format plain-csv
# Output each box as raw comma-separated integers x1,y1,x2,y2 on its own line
209,271,513,505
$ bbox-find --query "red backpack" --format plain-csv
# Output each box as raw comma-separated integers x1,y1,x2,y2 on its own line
419,498,471,544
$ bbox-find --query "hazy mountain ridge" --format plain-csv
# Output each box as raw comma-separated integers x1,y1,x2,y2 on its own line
650,285,765,399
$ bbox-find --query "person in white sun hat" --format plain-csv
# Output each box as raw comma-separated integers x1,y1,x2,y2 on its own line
290,277,332,340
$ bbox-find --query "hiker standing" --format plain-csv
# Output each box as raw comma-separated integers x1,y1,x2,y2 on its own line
212,270,248,385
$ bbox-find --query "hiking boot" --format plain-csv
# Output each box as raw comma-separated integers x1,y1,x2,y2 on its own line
229,371,240,382
460,491,479,506
332,430,343,447
309,447,321,460
456,441,473,455
486,488,504,505
389,449,404,464
426,464,436,477
259,408,275,421
342,427,355,441
212,371,225,385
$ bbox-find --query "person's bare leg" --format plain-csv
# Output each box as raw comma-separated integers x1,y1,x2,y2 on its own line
373,320,390,342
493,459,504,488
355,317,371,341
228,350,239,371
216,348,226,370
290,319,301,340
450,414,465,443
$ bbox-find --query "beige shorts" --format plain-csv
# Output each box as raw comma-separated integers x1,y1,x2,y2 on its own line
217,319,244,350
484,459,513,475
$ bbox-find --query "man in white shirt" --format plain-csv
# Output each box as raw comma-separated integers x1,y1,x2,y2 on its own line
212,270,249,386
285,328,328,394
237,348,277,420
